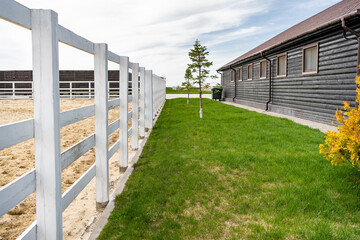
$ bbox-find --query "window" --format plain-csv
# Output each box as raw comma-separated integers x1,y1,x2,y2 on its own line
260,60,267,79
302,43,318,74
238,67,242,81
247,64,253,80
277,53,287,77
230,70,235,82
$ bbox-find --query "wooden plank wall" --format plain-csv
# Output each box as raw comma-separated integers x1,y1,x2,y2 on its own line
222,19,359,125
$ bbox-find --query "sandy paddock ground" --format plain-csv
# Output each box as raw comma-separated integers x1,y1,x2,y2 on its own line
0,99,134,240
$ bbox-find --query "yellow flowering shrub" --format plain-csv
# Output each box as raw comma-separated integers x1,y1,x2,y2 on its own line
319,74,360,170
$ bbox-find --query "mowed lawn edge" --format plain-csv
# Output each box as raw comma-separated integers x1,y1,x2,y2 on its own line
98,98,360,240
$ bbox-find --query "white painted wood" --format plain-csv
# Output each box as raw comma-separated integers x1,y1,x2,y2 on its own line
62,164,96,211
0,0,31,29
108,98,120,110
94,43,109,206
128,111,132,120
12,82,15,99
0,169,35,217
153,75,156,116
88,82,92,99
139,67,145,138
128,127,132,138
132,63,139,150
17,221,37,240
57,25,95,54
59,104,95,128
154,75,157,114
0,118,34,150
31,9,62,239
119,56,129,171
107,50,120,64
60,134,95,170
108,139,120,160
145,70,153,130
108,119,120,136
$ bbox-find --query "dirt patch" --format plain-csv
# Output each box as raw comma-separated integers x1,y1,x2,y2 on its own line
183,201,206,221
0,99,134,240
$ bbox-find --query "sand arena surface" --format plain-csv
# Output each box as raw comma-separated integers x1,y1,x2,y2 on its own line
0,99,133,240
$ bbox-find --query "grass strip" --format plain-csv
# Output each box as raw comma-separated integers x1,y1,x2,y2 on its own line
99,98,360,239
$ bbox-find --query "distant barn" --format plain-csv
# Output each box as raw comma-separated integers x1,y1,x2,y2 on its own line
217,0,360,125
0,70,132,97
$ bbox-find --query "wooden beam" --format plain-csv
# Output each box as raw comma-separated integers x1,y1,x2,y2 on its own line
0,119,34,150
59,104,95,128
61,164,96,211
132,63,139,150
94,43,109,207
119,56,129,173
139,67,145,138
0,169,35,217
32,9,62,239
145,70,153,130
60,134,95,170
0,0,31,30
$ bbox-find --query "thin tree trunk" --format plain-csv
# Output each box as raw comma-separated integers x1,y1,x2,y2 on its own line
199,66,202,118
199,82,202,118
187,88,189,104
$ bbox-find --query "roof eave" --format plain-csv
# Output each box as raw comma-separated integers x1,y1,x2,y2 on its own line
217,10,360,72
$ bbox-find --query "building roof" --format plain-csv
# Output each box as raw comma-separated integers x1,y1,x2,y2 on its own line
218,0,360,71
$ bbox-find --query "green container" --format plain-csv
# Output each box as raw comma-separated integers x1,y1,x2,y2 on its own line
211,88,223,100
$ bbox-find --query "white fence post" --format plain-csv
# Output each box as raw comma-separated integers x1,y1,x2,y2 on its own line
131,63,139,150
152,74,156,119
155,76,158,113
119,56,129,172
12,82,15,99
153,76,156,115
88,82,91,99
145,70,153,131
94,43,109,208
32,9,62,239
139,67,145,138
70,82,73,99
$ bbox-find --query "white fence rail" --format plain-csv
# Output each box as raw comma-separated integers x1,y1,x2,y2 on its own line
0,1,166,239
0,80,132,99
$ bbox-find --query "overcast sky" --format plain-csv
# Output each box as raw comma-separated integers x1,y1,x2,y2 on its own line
0,0,340,86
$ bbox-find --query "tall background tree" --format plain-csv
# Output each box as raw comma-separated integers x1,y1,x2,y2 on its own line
188,39,214,118
182,68,193,104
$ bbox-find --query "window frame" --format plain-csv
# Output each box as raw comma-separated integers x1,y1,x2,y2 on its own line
259,60,267,79
230,69,235,82
276,52,287,77
247,64,253,80
302,42,318,75
238,67,243,81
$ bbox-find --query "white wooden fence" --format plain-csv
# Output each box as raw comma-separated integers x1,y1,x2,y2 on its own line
0,79,142,99
0,1,166,239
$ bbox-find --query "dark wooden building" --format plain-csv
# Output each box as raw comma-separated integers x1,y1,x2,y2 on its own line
217,0,360,124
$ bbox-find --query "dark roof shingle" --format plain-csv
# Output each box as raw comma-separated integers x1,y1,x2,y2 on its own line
218,0,360,70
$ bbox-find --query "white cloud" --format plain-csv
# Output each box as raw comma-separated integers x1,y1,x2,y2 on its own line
0,0,338,86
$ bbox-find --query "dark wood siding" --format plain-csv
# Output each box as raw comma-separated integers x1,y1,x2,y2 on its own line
221,18,359,125
222,69,235,98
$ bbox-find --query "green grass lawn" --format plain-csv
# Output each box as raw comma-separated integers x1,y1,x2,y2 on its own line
98,98,360,239
166,87,211,94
